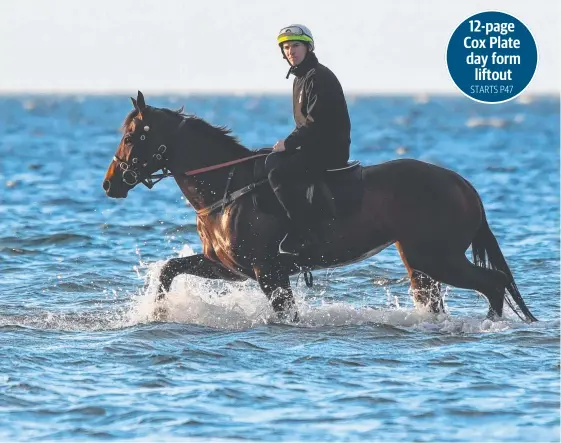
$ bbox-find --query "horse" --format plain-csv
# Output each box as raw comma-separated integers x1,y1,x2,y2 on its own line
102,91,537,323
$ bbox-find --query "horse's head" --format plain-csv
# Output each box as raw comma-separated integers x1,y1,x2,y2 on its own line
102,91,177,198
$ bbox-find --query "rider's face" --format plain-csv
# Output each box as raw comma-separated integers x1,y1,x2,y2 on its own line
282,41,308,66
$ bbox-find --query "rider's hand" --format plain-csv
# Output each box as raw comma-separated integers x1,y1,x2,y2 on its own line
273,139,286,152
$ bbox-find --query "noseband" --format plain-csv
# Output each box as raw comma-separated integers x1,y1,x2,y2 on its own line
113,121,183,189
114,143,170,189
114,118,270,192
113,118,269,215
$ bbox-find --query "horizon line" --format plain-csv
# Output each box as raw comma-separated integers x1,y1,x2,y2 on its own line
0,89,558,97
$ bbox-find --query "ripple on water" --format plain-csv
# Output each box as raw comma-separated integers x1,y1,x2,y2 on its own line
1,95,558,442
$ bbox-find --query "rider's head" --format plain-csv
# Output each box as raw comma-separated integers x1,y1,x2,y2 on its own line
277,24,314,66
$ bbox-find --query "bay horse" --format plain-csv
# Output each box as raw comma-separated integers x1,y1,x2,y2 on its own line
102,91,537,323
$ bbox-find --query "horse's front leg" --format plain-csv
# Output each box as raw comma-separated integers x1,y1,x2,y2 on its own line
254,265,298,322
158,253,246,301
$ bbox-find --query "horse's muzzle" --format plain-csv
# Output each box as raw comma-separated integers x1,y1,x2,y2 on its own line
102,179,129,198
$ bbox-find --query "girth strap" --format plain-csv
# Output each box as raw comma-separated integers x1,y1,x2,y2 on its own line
196,179,269,217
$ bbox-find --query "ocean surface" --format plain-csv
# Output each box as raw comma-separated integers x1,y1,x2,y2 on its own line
0,94,559,442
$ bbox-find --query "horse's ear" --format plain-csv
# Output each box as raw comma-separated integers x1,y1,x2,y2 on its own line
136,91,146,111
131,97,138,110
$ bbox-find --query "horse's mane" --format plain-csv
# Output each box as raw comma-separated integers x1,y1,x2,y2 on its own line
121,107,252,157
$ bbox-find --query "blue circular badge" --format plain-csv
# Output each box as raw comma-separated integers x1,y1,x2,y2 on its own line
447,11,538,104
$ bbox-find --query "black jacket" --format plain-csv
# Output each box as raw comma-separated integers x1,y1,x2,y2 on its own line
284,52,351,169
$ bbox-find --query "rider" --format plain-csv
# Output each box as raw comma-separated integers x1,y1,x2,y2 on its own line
267,24,351,256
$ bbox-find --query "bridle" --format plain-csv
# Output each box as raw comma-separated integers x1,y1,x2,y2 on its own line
113,118,269,213
113,119,184,189
113,143,171,189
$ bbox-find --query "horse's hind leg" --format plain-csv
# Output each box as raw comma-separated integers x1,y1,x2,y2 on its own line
158,254,246,301
410,271,444,312
396,242,444,313
434,258,507,319
398,245,508,319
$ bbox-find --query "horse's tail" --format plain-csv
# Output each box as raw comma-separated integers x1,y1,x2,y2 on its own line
472,208,537,322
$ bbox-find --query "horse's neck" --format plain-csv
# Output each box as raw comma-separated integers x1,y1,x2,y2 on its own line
170,133,253,212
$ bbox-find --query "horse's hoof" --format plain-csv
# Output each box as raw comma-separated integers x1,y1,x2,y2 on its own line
277,308,300,324
153,304,169,322
486,308,501,321
292,311,300,323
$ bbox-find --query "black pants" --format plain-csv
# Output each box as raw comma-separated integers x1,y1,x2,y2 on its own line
265,151,320,228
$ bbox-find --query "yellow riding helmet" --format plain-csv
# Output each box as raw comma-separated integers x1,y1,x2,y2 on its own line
277,24,314,51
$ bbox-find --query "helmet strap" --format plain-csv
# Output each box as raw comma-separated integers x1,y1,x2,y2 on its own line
285,66,294,79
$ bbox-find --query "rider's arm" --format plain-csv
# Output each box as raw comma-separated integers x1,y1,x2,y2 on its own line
284,77,322,152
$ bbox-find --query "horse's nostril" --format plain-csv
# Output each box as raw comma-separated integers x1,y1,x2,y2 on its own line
102,180,111,192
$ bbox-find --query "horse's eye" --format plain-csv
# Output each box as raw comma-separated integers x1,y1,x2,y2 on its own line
124,135,132,145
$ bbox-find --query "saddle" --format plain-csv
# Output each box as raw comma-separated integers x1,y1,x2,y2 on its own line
252,154,363,219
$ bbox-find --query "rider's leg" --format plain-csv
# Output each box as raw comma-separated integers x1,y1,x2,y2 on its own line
266,152,319,256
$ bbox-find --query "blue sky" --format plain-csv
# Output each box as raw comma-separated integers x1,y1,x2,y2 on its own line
0,0,558,94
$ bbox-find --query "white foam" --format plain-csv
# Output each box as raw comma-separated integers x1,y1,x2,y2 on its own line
127,245,276,329
123,246,525,334
2,245,537,335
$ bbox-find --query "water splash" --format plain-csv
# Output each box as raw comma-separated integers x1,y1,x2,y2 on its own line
125,246,525,334
0,244,536,334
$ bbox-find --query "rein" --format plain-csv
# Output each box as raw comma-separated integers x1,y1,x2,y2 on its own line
118,152,268,191
185,153,269,217
183,153,268,177
115,116,269,213
117,115,269,215
179,153,270,217
178,153,271,217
